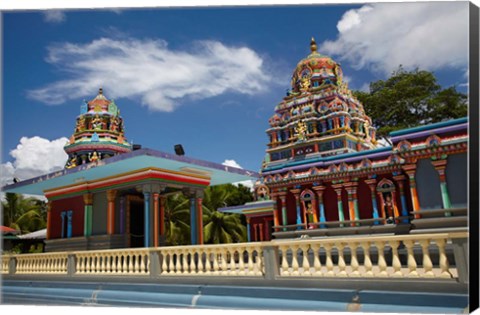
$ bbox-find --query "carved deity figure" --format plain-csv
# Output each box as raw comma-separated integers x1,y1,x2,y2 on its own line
384,194,395,224
65,156,77,169
364,119,371,141
306,203,314,229
110,116,120,132
76,116,86,132
295,121,308,142
300,76,311,93
91,115,103,130
89,151,100,163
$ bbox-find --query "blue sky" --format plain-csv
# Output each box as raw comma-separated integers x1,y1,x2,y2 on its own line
1,3,469,185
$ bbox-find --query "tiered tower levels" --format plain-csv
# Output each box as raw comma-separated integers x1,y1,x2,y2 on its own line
264,38,376,167
64,88,132,168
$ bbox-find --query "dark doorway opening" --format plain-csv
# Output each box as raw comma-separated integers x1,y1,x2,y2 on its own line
129,199,144,248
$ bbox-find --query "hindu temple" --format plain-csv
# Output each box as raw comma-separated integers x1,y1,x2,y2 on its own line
220,38,468,241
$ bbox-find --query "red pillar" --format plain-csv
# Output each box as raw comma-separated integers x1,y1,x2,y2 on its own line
46,201,52,240
106,190,117,235
253,223,258,242
197,197,204,245
153,193,160,247
160,196,166,237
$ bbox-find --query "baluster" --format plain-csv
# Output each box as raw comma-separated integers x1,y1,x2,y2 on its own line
227,250,236,276
311,244,322,276
135,253,141,274
436,239,452,278
218,250,227,275
280,246,289,276
101,255,106,274
106,254,112,274
419,239,434,277
181,250,188,274
290,245,300,276
122,253,128,274
390,241,403,277
238,247,246,276
143,252,149,274
324,244,334,277
301,245,311,276
212,249,221,275
204,250,212,275
246,247,254,276
175,252,183,275
96,254,102,273
128,253,135,274
168,252,175,275
197,250,204,275
350,243,360,277
375,241,388,277
359,242,373,277
403,240,419,277
255,248,263,276
337,244,347,277
188,251,196,274
160,250,167,275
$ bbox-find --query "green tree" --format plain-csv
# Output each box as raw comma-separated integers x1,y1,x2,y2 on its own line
2,193,47,233
354,67,467,138
164,193,191,246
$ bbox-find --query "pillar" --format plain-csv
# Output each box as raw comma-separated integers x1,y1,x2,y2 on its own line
197,196,204,245
143,192,151,247
264,219,270,241
313,186,326,227
119,196,126,234
153,193,160,247
67,211,73,238
332,184,345,226
190,196,197,245
279,193,288,231
365,179,379,224
403,164,421,218
271,194,280,232
61,212,66,238
259,223,264,241
290,189,302,229
393,175,409,223
83,193,93,237
46,201,52,240
160,196,166,237
344,182,359,226
106,190,117,235
246,217,251,242
253,223,258,242
432,159,452,215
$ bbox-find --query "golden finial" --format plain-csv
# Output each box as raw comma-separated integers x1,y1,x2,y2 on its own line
310,37,317,53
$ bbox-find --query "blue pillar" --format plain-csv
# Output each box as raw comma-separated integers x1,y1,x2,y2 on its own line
61,212,66,238
371,195,380,225
293,194,302,230
314,187,326,228
144,192,150,247
247,219,251,242
67,211,73,238
190,197,197,245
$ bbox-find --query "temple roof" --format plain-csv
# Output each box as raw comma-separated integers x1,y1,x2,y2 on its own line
2,148,259,196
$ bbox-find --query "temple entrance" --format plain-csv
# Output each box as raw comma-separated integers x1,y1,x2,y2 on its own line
127,196,144,248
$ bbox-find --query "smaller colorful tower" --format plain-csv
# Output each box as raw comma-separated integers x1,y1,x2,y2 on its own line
64,88,132,168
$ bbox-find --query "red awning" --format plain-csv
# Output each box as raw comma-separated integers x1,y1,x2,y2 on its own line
0,225,20,234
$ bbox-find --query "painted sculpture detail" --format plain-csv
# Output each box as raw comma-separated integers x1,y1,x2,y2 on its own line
64,88,132,168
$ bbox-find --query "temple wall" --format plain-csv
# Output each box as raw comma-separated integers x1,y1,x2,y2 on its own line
92,191,108,235
323,186,338,221
446,152,467,208
416,158,443,210
50,196,85,239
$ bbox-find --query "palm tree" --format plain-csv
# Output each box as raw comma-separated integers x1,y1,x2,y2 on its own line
163,193,191,246
202,185,247,244
2,193,46,233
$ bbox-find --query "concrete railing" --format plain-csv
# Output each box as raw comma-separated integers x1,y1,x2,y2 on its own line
1,232,468,283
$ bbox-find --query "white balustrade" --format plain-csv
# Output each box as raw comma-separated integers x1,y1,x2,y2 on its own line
15,253,68,274
274,233,464,279
156,243,264,276
0,232,466,280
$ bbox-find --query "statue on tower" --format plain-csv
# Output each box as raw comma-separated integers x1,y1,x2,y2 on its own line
295,120,308,142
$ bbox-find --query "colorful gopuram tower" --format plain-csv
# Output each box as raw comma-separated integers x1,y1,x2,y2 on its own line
265,38,376,165
64,88,132,168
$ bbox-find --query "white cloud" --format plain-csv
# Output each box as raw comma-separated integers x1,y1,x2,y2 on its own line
43,10,66,23
1,136,69,187
320,2,468,75
222,159,254,190
27,38,271,112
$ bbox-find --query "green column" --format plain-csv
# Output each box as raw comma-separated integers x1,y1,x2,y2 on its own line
440,182,452,215
83,193,93,237
280,195,287,232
